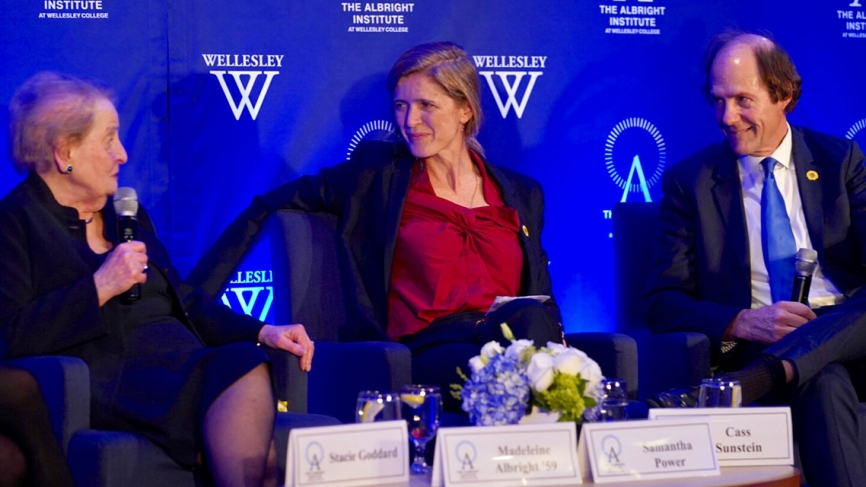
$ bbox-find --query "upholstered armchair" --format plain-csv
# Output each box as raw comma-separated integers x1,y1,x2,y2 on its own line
612,201,712,401
269,209,643,420
7,352,337,486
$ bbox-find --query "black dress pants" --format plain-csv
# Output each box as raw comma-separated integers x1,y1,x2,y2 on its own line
400,299,562,413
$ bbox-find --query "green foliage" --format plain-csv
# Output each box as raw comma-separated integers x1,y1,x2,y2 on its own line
532,373,596,423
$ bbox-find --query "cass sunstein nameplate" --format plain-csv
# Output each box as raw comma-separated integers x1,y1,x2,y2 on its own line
649,407,794,466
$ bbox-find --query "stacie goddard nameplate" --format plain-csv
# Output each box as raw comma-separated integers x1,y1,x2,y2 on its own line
649,407,794,466
580,418,719,483
284,421,408,487
431,423,582,486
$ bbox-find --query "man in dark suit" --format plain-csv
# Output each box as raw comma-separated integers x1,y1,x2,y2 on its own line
647,30,866,486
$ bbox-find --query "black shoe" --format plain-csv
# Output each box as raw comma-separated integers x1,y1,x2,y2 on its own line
645,386,700,408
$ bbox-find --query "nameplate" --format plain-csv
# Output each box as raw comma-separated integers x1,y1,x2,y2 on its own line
431,423,582,486
284,420,409,487
578,418,719,483
649,407,794,466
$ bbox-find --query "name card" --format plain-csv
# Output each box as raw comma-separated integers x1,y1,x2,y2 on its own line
649,407,794,466
284,420,409,487
431,423,582,486
579,418,719,483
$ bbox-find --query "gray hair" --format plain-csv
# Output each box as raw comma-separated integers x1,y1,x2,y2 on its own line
9,71,113,173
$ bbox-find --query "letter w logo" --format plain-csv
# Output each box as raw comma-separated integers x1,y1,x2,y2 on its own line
210,70,279,120
221,286,274,322
478,71,542,119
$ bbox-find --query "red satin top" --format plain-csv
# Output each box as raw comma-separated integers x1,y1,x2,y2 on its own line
387,154,523,340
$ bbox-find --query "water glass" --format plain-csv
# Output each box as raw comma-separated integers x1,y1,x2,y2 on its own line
698,378,742,407
598,378,629,421
400,385,442,474
355,390,402,423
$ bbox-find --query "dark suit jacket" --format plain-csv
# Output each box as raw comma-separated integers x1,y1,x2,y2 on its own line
0,172,264,419
646,126,866,364
188,140,560,342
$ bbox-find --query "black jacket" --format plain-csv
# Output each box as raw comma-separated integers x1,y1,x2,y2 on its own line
188,140,560,341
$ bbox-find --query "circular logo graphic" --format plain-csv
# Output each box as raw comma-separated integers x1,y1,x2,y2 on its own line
605,117,666,193
600,435,623,463
305,441,324,467
846,118,866,141
455,440,478,468
347,120,396,158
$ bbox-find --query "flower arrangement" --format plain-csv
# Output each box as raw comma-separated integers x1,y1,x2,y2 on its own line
452,324,604,426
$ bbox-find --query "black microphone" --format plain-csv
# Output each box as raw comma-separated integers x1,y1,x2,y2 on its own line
113,187,140,303
791,248,818,304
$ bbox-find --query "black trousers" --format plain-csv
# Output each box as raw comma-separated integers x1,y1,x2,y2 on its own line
724,295,866,487
400,299,562,413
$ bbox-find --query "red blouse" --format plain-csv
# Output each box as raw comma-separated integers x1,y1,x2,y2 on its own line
387,154,523,340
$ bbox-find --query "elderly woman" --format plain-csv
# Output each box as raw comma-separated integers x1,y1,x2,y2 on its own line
0,72,314,487
189,42,562,412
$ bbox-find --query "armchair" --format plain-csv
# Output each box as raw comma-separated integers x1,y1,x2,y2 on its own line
269,209,643,420
7,353,337,487
613,201,711,401
268,210,412,424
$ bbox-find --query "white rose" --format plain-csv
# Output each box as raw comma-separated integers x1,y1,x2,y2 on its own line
505,339,534,360
545,342,568,356
554,349,586,376
480,341,503,359
580,359,604,396
526,352,555,392
469,356,486,374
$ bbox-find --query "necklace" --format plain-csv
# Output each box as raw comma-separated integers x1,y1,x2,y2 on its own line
468,173,480,208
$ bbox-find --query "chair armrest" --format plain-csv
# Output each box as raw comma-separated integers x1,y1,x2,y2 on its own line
266,348,309,413
633,331,711,400
6,356,90,455
564,332,638,399
307,341,412,424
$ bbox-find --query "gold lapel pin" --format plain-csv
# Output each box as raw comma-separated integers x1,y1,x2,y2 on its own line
522,225,529,237
806,170,819,181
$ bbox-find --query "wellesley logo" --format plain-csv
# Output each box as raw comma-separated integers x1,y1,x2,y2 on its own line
202,54,284,120
221,270,274,322
473,55,547,119
605,117,666,202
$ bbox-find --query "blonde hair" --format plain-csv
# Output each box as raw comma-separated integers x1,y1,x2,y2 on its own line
8,71,113,173
387,42,484,156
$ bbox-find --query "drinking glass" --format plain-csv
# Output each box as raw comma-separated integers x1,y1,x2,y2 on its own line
355,390,402,423
598,378,629,421
400,385,442,474
698,378,742,407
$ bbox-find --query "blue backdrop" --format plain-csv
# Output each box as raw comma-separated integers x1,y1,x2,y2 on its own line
2,0,865,331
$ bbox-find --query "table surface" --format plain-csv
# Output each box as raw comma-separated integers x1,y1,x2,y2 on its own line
405,465,800,487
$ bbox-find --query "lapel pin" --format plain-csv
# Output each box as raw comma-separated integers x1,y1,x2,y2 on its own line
522,225,529,237
806,170,819,181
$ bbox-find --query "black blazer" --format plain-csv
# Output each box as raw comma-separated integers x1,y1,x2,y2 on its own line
188,140,560,341
646,126,866,360
0,173,264,414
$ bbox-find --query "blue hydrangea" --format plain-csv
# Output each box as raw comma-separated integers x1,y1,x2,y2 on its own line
461,353,531,426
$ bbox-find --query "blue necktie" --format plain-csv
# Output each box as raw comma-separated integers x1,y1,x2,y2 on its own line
761,157,797,303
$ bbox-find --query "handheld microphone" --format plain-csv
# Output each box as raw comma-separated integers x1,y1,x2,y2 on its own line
113,187,140,303
791,248,818,304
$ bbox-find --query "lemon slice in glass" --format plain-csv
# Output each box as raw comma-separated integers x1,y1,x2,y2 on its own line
360,400,385,422
401,393,425,409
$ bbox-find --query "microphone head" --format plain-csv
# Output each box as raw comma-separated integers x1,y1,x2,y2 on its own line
794,248,818,276
113,187,139,217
